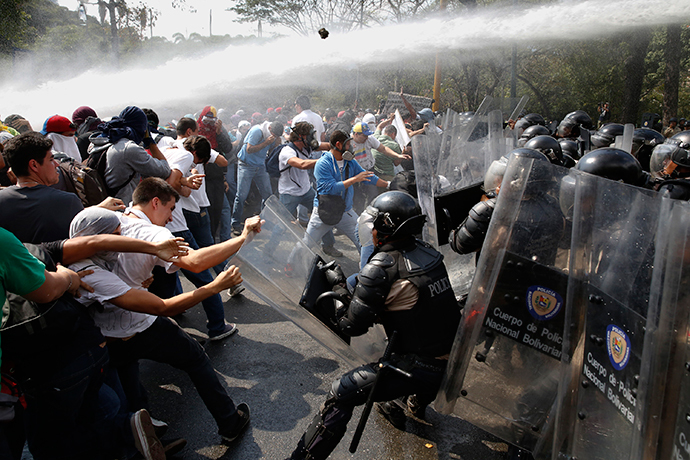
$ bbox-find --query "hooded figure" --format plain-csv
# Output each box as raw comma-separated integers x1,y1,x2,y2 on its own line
69,207,121,270
95,106,149,145
197,106,218,149
89,106,170,205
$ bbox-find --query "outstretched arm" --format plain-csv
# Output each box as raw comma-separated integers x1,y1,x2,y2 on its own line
109,266,242,316
173,215,263,273
61,235,189,265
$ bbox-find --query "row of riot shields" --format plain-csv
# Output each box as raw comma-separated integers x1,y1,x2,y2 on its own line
433,153,690,460
229,107,690,460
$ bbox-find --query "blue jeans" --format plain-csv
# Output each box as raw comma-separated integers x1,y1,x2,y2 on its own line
183,208,226,275
305,207,360,253
106,316,239,431
231,162,272,231
280,188,336,248
160,229,227,334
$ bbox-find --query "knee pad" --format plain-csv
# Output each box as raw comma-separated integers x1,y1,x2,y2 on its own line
330,364,377,405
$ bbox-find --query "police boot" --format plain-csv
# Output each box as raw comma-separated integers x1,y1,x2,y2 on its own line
375,400,406,430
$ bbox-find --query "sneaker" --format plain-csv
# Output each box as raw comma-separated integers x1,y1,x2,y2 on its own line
150,417,168,439
232,228,242,237
219,403,251,443
322,246,343,257
376,401,407,430
228,284,245,297
163,437,187,457
131,409,165,460
209,322,238,341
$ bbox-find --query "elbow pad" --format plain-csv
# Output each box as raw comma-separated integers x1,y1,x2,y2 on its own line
338,253,394,336
449,198,495,254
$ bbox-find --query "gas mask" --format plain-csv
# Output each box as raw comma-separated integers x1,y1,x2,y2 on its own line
304,128,320,151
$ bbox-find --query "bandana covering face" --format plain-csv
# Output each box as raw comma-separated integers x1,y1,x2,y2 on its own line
96,106,148,145
69,207,121,270
197,106,218,149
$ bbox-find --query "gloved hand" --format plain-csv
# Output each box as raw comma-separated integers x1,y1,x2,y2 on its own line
321,260,346,288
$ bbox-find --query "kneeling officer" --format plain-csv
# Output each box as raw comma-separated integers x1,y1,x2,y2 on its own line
288,191,461,459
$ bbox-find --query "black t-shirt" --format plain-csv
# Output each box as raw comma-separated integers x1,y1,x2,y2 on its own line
0,184,84,244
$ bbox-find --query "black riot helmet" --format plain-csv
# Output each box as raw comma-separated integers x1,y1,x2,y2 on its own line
523,113,546,126
524,135,563,165
564,110,594,130
518,125,551,146
591,123,625,149
366,191,426,246
575,148,648,186
669,131,690,150
559,139,580,159
515,113,546,132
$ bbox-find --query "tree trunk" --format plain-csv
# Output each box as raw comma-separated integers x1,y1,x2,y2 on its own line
663,24,682,126
620,28,652,125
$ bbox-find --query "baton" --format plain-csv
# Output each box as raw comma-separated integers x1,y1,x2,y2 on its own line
349,331,412,453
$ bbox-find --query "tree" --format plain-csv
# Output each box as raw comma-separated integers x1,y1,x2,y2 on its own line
662,23,682,126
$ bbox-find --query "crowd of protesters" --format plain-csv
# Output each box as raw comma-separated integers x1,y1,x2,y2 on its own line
0,91,688,460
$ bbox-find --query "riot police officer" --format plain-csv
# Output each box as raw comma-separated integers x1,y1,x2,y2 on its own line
288,191,461,460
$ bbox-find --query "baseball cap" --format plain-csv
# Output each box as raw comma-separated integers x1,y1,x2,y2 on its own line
352,122,374,136
41,115,77,135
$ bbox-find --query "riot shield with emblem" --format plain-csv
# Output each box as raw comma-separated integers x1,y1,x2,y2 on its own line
550,171,664,460
435,156,571,456
232,195,387,368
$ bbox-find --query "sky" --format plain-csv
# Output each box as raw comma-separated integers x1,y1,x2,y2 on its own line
57,0,269,39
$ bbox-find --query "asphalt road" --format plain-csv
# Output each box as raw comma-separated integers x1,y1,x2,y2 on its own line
19,232,511,460
135,232,511,460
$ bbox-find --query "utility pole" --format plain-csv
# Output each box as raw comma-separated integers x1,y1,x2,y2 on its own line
510,0,517,99
209,9,212,36
432,0,447,112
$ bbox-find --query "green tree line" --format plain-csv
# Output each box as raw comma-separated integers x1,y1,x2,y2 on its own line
1,0,688,126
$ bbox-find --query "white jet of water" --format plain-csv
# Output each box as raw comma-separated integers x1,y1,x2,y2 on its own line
3,0,688,127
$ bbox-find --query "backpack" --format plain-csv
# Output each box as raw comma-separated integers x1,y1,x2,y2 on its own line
53,152,109,207
85,141,135,197
1,244,82,362
265,143,294,179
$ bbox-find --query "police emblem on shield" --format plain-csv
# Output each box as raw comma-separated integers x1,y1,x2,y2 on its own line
606,324,631,371
526,285,563,321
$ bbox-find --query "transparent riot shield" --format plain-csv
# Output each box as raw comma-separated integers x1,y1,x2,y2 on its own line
233,195,387,368
650,199,690,460
630,197,688,460
414,100,507,298
435,156,571,456
551,171,663,460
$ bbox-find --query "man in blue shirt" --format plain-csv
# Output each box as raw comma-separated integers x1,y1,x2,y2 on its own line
305,129,389,253
230,121,282,234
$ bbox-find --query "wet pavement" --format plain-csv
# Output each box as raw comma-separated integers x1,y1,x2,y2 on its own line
20,234,511,460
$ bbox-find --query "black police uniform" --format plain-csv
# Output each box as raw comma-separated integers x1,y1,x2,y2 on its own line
289,236,460,460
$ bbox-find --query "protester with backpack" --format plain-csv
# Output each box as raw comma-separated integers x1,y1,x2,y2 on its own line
87,106,171,205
